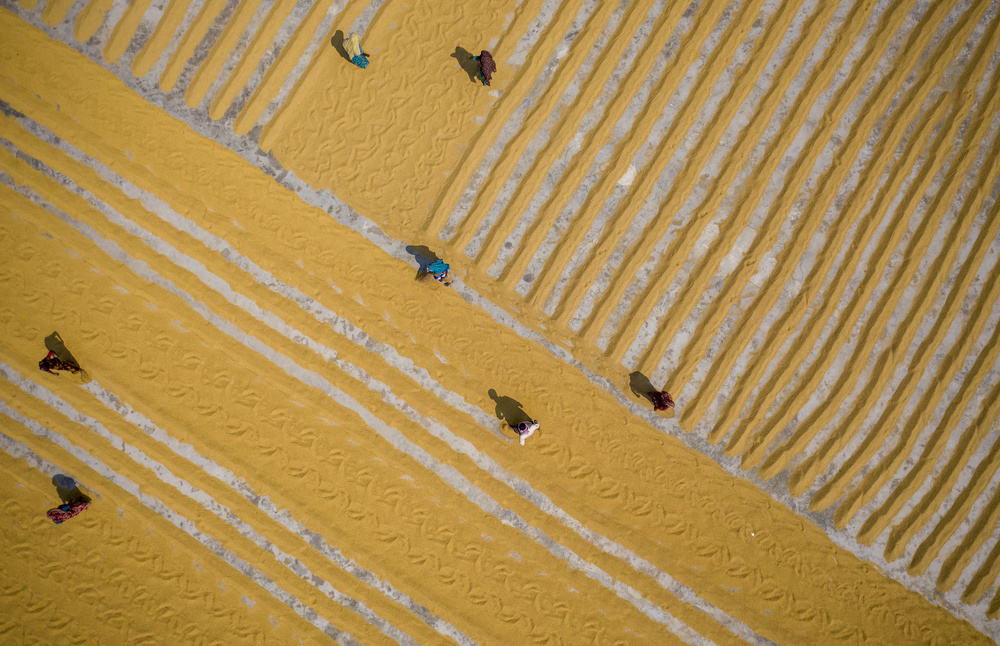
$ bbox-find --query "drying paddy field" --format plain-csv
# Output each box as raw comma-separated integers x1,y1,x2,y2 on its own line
1,0,999,643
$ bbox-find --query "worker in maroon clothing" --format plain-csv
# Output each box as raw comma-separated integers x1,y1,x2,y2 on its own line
473,50,496,86
649,390,674,411
38,351,82,375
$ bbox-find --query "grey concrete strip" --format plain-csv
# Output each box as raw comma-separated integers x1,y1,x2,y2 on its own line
172,0,241,100
0,428,98,496
543,0,787,317
254,0,350,131
198,0,276,112
225,0,314,120
469,0,633,264
144,0,209,85
118,0,170,70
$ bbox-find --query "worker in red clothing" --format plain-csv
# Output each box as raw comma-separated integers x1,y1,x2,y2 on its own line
649,390,674,411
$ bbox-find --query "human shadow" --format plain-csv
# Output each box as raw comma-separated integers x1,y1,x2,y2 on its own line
629,370,655,401
405,245,440,280
330,30,350,62
45,331,80,369
52,474,91,505
488,389,530,428
452,46,480,83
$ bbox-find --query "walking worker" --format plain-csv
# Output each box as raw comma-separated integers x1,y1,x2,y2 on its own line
473,50,496,86
425,259,453,286
47,499,90,524
649,389,674,411
515,420,539,446
345,33,370,68
39,351,82,376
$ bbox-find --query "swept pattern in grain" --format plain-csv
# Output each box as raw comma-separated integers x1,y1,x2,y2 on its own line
2,0,999,642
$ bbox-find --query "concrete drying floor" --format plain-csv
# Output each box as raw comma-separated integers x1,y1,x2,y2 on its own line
1,0,999,643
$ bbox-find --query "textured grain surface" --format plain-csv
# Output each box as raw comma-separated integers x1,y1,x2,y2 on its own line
1,0,998,643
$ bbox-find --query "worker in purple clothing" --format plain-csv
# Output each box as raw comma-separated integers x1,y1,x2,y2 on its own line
473,50,496,86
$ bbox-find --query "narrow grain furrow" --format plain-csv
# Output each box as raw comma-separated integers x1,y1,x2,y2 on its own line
897,371,1000,572
501,1,731,295
39,0,73,25
520,0,769,310
141,0,210,88
480,0,674,276
623,0,966,381
580,0,852,351
154,0,224,92
464,0,635,264
171,0,242,100
716,1,984,458
757,27,1000,488
598,0,899,365
551,0,804,329
207,0,298,120
116,0,170,69
101,0,153,62
222,0,311,120
129,0,193,78
491,1,720,289
685,72,942,433
448,0,607,254
72,0,114,42
232,0,341,135
422,0,591,243
184,0,265,108
936,473,1000,595
668,2,995,425
963,493,1000,603
738,0,998,475
792,99,1000,515
195,0,279,114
